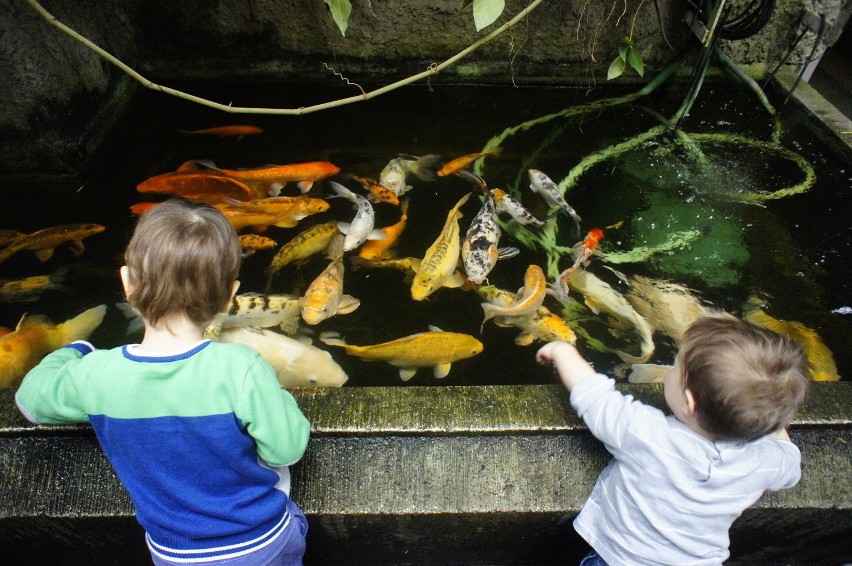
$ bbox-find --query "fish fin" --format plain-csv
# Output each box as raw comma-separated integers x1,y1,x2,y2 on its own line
116,302,144,335
176,160,201,171
514,332,534,346
194,159,218,170
497,247,520,260
433,363,452,379
410,154,442,182
278,312,302,335
367,229,388,241
337,222,351,235
318,331,347,347
442,272,466,288
335,295,361,315
69,240,86,257
35,248,55,261
57,304,107,343
399,367,418,381
428,325,444,332
409,258,421,273
297,181,313,193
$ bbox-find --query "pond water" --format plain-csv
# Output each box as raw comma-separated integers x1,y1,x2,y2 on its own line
1,81,849,387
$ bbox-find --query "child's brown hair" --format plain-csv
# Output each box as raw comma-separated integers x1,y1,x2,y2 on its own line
676,313,808,442
124,198,241,327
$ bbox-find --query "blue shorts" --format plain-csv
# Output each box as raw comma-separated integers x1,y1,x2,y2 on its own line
149,499,308,566
579,549,609,566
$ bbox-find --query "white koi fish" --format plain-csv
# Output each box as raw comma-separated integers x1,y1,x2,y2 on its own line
462,192,519,285
490,188,551,228
379,154,442,196
329,181,383,252
528,169,582,233
410,192,472,301
215,327,348,388
623,273,711,345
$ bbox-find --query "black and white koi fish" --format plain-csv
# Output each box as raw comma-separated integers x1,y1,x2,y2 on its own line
528,169,582,233
462,192,518,285
490,189,551,228
329,181,383,252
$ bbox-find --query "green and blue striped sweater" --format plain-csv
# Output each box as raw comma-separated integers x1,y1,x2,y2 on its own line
15,339,311,562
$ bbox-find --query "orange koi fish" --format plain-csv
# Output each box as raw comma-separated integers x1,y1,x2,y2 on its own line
0,305,106,389
476,284,576,346
192,160,340,197
0,224,105,264
214,198,328,232
301,234,360,326
480,264,547,329
348,175,400,206
358,200,409,261
137,171,255,201
561,228,605,277
178,125,263,139
437,148,502,177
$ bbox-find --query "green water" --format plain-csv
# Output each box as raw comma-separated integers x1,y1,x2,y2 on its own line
0,82,849,386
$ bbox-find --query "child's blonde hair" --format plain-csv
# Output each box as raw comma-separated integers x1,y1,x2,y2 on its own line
124,198,241,327
676,313,808,442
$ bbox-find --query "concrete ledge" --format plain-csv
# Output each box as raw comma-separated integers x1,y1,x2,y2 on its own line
1,383,850,565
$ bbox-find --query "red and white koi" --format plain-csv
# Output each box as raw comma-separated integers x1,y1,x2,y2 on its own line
559,228,605,281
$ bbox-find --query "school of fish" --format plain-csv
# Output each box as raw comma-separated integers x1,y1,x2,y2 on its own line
0,136,842,387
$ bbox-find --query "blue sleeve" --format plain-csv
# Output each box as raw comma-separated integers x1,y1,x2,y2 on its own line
14,341,95,424
238,356,311,467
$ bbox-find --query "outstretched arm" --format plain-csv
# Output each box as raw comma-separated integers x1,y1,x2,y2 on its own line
536,341,596,392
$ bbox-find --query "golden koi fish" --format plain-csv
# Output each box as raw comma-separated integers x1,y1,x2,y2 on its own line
319,326,483,381
379,154,442,196
214,197,329,231
476,285,576,346
624,274,711,344
137,171,256,201
0,224,105,264
743,295,839,382
0,267,69,303
411,192,472,301
238,234,277,256
480,264,547,329
206,292,303,338
0,230,26,247
215,327,348,388
0,304,107,389
301,256,361,325
265,222,340,279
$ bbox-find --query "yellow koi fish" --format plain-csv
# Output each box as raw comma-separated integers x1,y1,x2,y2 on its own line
0,230,26,247
0,267,70,303
206,292,303,337
0,305,107,389
215,196,329,231
0,224,105,264
215,327,348,388
238,234,277,256
624,274,712,344
480,264,547,329
411,192,472,301
301,257,361,325
555,268,655,365
319,326,483,381
265,222,340,279
358,199,409,261
476,285,576,346
743,295,839,382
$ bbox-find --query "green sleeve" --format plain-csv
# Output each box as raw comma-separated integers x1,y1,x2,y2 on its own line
240,356,311,467
14,346,90,424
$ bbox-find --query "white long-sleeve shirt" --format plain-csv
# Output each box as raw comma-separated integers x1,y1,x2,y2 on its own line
571,373,801,566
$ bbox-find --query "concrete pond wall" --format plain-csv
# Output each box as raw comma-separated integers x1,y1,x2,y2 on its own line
1,1,851,564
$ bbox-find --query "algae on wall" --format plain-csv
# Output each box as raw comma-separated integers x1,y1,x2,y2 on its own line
0,0,843,175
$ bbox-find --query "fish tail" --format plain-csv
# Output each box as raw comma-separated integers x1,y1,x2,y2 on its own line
410,154,442,182
318,331,347,347
57,304,107,344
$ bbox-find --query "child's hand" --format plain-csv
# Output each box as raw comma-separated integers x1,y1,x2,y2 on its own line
536,342,596,391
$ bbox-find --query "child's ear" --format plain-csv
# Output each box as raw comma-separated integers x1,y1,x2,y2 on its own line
119,266,134,299
684,388,698,416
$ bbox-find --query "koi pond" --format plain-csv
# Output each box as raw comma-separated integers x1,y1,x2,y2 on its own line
0,82,849,387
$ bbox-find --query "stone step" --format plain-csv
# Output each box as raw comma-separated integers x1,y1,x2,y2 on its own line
1,383,850,565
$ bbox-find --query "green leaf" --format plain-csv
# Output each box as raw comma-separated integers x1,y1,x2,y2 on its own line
627,47,645,77
473,0,505,31
618,36,632,59
607,56,626,81
324,0,352,37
